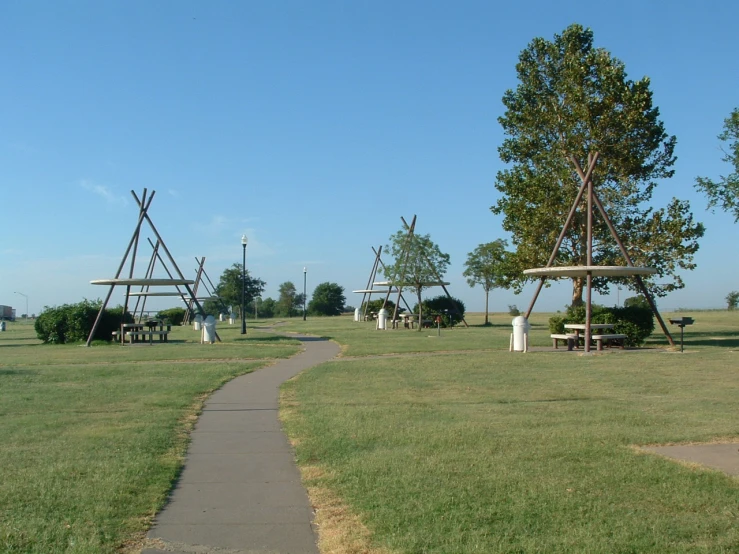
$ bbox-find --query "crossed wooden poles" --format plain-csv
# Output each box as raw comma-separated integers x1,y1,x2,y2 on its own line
86,189,220,346
524,153,674,352
381,215,468,327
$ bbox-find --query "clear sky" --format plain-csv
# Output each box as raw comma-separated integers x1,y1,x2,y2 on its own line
1,0,737,317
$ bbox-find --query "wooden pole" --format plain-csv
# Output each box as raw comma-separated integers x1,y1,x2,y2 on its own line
362,246,382,321
571,159,676,347
131,190,221,342
85,190,154,346
387,215,416,325
373,246,414,315
584,153,594,353
524,153,599,319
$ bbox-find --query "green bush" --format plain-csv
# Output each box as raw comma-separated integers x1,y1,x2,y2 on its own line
157,307,186,326
547,302,654,347
548,315,565,334
35,301,133,344
415,295,466,327
508,304,521,316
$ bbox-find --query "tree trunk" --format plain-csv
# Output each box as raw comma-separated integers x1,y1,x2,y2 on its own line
484,289,489,325
571,277,585,307
417,289,423,332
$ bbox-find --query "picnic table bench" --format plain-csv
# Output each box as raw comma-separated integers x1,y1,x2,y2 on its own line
553,324,627,351
124,330,170,345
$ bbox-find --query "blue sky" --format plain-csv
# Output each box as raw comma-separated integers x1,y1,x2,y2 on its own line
1,0,737,317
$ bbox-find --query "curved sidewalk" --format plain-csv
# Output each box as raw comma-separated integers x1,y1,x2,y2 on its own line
143,335,339,554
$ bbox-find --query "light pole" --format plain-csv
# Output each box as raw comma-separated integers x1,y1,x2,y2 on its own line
241,235,248,335
302,267,307,321
14,291,28,322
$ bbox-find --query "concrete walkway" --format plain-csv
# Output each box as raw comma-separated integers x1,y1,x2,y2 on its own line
143,335,339,554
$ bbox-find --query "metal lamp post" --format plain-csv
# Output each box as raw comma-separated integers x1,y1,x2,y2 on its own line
303,267,307,321
14,291,28,322
241,235,248,335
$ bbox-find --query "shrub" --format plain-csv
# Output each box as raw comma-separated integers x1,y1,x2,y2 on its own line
508,304,521,316
416,295,466,327
547,302,655,347
157,307,186,326
35,301,133,344
624,295,651,309
548,315,565,334
726,291,739,311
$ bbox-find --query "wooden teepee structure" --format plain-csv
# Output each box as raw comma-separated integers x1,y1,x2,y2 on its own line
381,215,468,327
86,189,219,345
522,153,675,353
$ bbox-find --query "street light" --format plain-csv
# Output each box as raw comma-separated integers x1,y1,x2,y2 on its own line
14,291,28,322
241,235,248,335
303,267,307,321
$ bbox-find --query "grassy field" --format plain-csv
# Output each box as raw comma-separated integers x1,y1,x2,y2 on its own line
1,311,737,553
279,311,739,553
0,321,301,553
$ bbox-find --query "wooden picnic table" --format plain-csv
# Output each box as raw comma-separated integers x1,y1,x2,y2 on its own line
562,323,626,351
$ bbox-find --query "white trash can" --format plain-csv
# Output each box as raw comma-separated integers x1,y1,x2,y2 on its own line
229,314,235,325
219,313,224,322
511,316,530,352
354,307,360,322
0,321,6,331
202,315,216,344
377,308,388,330
193,314,203,331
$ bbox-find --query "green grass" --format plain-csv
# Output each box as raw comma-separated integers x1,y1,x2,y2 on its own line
280,311,739,553
0,320,301,553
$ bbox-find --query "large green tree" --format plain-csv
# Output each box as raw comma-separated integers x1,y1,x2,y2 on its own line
210,264,265,318
695,108,739,222
463,239,511,325
307,282,345,316
385,229,450,328
491,24,704,305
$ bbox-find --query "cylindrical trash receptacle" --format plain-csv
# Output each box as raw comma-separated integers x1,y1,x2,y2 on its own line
377,308,388,330
219,313,224,322
512,316,530,352
202,315,216,344
193,314,203,331
354,307,360,322
229,314,235,325
0,321,6,331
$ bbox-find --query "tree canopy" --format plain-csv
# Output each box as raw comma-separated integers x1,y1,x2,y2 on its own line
277,281,299,317
211,264,266,317
463,240,511,324
491,23,704,305
695,108,739,222
308,282,346,316
384,228,450,327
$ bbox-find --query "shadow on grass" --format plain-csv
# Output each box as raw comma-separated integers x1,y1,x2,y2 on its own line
0,368,38,375
685,332,739,348
233,335,303,344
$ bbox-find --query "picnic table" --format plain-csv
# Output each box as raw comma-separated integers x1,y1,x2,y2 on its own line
119,322,170,345
556,323,626,351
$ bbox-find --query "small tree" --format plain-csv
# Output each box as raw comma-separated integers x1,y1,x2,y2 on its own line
385,228,450,330
308,282,346,316
463,239,511,325
695,108,739,222
727,291,739,311
277,281,298,317
213,264,266,318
